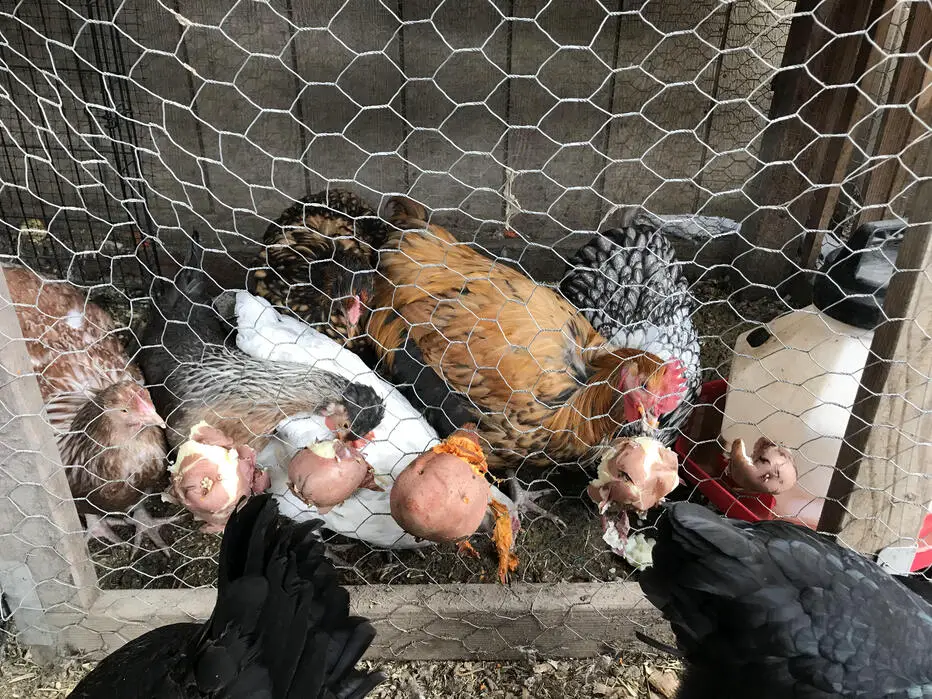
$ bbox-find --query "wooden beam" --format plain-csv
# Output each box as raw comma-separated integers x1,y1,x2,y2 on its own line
60,583,670,662
820,161,932,565
0,269,99,661
735,0,892,295
797,0,900,276
858,1,932,226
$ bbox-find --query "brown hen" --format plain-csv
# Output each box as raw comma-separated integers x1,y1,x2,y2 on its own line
367,197,688,475
5,265,171,550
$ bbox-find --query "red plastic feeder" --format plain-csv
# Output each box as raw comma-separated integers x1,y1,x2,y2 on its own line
675,379,777,523
676,379,932,573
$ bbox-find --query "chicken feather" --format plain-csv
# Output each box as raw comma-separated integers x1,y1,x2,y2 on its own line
138,234,385,454
3,265,169,545
368,197,687,469
68,494,384,699
249,188,388,355
640,502,932,698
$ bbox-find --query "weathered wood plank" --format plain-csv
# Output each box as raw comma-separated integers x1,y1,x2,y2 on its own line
399,0,506,241
821,165,932,565
61,582,669,661
0,268,99,661
735,0,891,294
796,0,900,277
857,1,932,226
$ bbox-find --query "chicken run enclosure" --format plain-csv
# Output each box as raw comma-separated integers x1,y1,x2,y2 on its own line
0,0,930,667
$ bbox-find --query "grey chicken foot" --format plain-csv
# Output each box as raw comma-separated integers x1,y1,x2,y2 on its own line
84,514,128,547
323,542,359,568
507,473,567,531
125,504,179,556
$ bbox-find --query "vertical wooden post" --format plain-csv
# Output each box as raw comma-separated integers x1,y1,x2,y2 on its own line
735,0,891,296
795,0,900,275
820,163,932,567
0,270,98,661
856,1,932,227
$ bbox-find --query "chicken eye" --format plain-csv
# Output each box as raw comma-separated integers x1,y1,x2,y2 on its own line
120,408,129,414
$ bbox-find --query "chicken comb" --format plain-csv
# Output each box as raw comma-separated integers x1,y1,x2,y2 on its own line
655,359,687,414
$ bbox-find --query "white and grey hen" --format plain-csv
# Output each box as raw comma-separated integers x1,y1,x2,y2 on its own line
560,213,704,445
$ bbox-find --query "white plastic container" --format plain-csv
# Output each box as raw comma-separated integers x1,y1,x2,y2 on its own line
720,307,874,528
720,222,903,530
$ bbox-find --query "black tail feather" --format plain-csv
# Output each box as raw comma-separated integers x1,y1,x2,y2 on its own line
194,494,383,699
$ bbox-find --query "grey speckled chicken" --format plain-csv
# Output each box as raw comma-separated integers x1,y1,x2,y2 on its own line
560,218,701,445
640,502,932,699
138,234,385,453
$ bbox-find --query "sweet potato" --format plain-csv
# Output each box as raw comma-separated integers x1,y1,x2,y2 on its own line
287,439,379,513
166,421,268,532
390,431,491,542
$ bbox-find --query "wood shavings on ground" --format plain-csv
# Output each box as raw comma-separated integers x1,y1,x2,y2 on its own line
0,632,681,699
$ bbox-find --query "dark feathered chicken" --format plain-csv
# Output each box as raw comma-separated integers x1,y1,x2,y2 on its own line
68,494,385,699
4,265,171,550
560,219,701,446
639,502,932,698
249,189,389,353
138,235,386,454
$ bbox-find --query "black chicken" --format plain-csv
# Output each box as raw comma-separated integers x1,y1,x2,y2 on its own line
138,234,385,453
640,501,932,698
560,213,703,446
249,188,389,354
68,494,384,698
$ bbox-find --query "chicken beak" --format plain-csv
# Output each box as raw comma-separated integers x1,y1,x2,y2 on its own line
638,405,659,431
147,413,168,429
138,404,167,429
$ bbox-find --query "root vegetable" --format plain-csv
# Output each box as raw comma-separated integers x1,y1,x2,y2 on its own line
287,439,380,513
165,421,269,532
390,430,491,543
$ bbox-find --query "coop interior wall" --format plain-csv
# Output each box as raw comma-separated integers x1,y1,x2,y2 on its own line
0,0,793,287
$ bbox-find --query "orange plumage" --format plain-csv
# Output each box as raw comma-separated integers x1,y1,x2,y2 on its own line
367,197,688,470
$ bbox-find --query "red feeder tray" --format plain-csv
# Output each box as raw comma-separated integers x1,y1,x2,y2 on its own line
676,379,932,573
675,379,775,523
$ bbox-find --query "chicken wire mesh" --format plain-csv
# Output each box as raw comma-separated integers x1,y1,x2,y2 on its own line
0,0,929,664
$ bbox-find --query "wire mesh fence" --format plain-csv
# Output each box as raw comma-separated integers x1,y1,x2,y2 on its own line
0,0,929,672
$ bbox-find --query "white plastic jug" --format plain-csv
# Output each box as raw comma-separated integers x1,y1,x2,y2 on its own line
720,221,903,530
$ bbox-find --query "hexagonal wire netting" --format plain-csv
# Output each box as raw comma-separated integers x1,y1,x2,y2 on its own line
0,0,929,673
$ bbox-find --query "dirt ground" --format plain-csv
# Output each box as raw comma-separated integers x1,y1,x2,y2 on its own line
0,631,683,699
